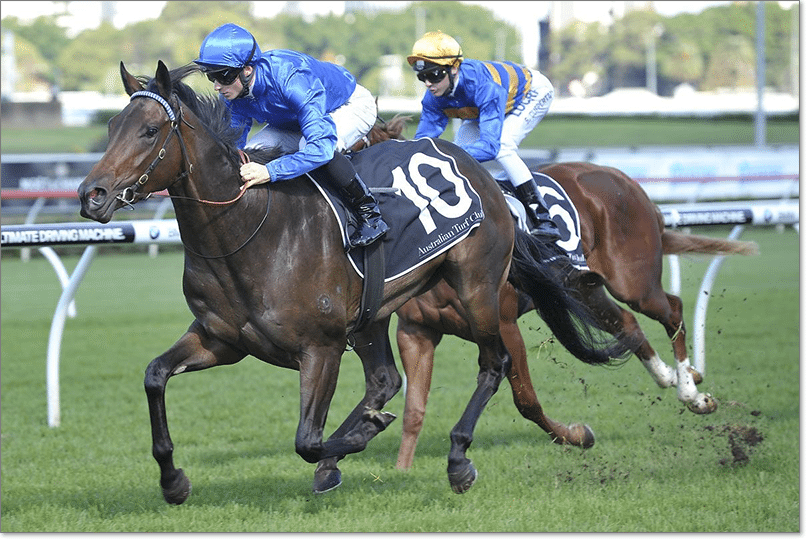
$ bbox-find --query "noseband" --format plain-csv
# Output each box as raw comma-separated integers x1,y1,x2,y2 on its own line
118,90,194,205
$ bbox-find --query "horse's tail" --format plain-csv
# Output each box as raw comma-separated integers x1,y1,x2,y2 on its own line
508,227,634,365
661,230,759,256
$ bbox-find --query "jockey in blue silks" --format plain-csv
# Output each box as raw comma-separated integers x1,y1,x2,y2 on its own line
408,30,560,240
194,23,388,248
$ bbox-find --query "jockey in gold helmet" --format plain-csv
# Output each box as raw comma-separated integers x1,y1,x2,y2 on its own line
408,31,561,242
407,31,464,98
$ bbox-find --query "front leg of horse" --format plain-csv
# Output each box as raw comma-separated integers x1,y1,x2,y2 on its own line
144,327,244,504
448,340,511,494
663,301,716,415
311,322,402,493
145,354,191,505
312,406,398,492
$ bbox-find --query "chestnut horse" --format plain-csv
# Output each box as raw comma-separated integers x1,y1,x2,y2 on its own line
350,117,757,470
77,62,631,501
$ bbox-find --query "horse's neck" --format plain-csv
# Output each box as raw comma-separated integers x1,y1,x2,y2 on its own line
166,130,263,254
171,174,335,261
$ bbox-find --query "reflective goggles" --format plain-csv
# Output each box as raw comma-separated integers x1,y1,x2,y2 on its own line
203,67,243,86
417,67,448,84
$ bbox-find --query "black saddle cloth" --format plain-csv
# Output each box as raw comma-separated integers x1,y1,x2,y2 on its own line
495,171,589,271
312,138,485,281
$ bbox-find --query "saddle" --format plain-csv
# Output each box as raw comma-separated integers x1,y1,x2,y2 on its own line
494,171,589,271
310,138,487,332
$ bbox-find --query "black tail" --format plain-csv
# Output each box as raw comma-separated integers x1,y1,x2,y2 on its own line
508,227,632,365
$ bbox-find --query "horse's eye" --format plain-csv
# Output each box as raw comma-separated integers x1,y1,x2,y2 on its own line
145,126,159,138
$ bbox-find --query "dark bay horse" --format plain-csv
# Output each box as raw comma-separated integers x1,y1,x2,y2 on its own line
77,61,630,502
353,119,757,470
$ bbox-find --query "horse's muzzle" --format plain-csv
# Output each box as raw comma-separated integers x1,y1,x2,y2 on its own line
78,181,119,223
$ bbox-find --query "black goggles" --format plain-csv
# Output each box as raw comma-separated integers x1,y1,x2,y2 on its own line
417,67,448,84
204,67,243,86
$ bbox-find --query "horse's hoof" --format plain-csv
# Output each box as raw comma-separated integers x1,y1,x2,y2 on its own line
448,461,478,494
687,393,717,414
687,366,704,385
313,466,342,494
551,423,595,449
161,469,191,505
574,424,596,449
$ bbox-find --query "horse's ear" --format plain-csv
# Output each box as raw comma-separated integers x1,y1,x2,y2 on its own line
155,60,172,99
120,62,143,96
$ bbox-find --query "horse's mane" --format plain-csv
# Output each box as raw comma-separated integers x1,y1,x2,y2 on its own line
138,64,281,166
347,113,411,152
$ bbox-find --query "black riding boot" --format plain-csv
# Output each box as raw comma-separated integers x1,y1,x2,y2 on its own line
514,180,561,239
314,152,389,249
340,175,389,248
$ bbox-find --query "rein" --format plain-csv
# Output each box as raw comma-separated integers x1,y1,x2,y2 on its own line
181,183,272,260
126,90,269,259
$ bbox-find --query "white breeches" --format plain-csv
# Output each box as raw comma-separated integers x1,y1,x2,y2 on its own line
246,84,377,153
455,69,554,188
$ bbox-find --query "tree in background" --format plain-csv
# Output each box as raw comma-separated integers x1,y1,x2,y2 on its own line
548,1,796,97
2,14,69,93
0,1,796,99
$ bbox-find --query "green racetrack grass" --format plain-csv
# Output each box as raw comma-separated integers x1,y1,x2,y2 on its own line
0,225,799,532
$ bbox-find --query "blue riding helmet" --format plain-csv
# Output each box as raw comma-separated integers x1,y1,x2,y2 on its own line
194,23,259,71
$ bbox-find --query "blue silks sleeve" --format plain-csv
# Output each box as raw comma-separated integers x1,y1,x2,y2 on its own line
263,72,337,182
414,97,449,139
231,108,254,149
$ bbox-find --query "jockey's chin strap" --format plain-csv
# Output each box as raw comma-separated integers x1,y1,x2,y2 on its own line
118,90,195,206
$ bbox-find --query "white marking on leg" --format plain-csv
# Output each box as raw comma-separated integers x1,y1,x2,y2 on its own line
640,353,677,388
676,360,699,403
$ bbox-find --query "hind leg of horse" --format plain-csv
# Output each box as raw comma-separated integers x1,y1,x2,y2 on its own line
312,317,402,493
500,284,595,448
394,319,442,470
625,289,716,414
662,292,715,414
144,322,245,505
574,277,678,389
443,273,511,493
663,292,699,382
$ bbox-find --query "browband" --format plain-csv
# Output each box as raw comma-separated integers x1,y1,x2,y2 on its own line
130,91,176,122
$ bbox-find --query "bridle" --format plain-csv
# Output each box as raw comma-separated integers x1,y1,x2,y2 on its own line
118,90,195,206
123,89,270,259
122,90,253,208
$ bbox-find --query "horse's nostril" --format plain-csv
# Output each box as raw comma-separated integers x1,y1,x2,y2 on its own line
87,187,105,203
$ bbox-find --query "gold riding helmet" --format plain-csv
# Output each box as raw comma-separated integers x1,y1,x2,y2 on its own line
407,31,464,73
